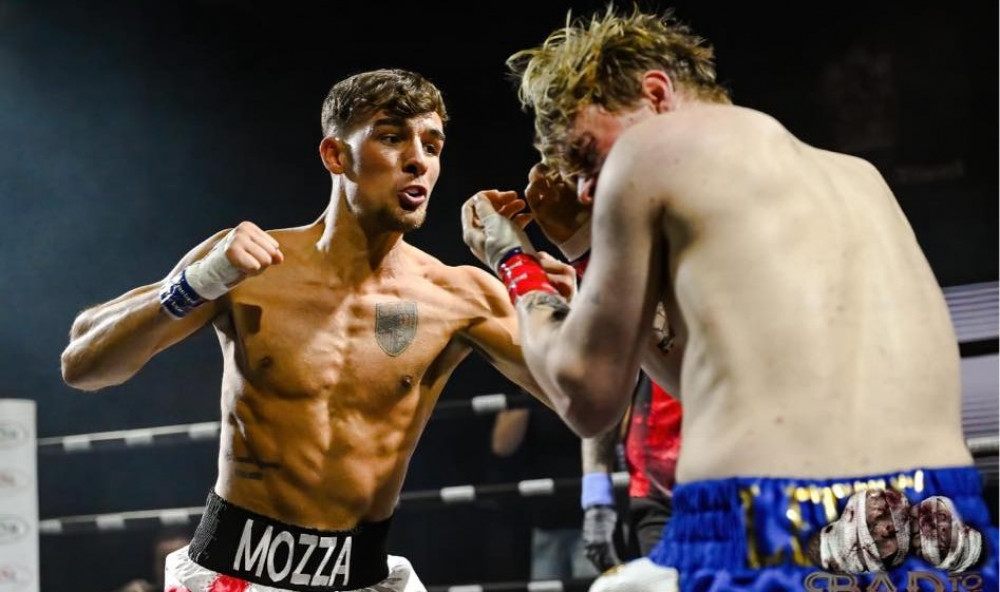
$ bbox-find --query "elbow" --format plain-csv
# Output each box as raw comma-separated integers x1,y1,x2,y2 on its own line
60,348,113,392
60,347,84,387
60,355,97,391
564,399,624,439
553,365,625,439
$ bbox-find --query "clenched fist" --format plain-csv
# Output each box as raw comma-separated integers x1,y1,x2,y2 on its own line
160,221,284,319
524,162,591,254
188,221,284,300
461,189,535,270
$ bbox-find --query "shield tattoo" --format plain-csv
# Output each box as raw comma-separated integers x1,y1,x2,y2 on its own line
375,301,418,357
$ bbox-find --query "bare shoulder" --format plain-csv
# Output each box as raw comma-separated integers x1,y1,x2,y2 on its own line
624,105,787,163
446,265,517,337
452,264,508,303
434,258,505,298
265,224,318,251
410,248,509,313
393,245,512,328
603,105,805,205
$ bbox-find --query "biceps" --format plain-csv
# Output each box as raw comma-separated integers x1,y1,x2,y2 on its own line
585,191,661,340
464,316,527,376
576,240,661,363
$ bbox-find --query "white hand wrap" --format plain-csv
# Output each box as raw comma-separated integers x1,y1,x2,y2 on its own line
158,230,242,319
183,229,242,300
475,197,538,271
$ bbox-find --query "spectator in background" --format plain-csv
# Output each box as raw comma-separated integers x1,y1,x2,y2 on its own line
492,399,599,581
502,161,684,574
581,373,682,573
111,525,191,592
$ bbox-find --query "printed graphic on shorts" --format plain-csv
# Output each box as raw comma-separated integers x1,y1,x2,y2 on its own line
805,490,984,577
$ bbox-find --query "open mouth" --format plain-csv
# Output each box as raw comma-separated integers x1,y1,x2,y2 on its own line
398,186,427,211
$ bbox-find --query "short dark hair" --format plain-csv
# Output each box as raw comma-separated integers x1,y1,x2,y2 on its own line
321,69,448,137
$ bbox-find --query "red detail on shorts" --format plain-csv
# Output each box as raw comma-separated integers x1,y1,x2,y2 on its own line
209,575,251,592
498,252,558,304
626,381,682,498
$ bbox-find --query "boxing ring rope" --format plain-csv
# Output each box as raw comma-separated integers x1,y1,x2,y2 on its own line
967,435,1000,457
24,282,995,591
944,281,998,344
36,404,1000,458
37,429,999,535
35,284,997,456
426,580,593,592
39,472,633,535
38,428,1000,536
36,392,535,455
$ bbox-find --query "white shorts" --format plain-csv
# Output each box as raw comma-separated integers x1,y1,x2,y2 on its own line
165,546,426,592
587,558,680,592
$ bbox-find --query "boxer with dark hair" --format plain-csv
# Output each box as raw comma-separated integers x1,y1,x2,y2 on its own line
62,68,570,592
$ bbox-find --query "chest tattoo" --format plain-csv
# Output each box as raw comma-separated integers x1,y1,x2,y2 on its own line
374,301,419,357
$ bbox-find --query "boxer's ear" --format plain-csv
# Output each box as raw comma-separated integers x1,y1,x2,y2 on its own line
319,136,350,174
640,70,676,113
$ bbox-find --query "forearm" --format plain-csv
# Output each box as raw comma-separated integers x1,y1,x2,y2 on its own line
581,422,620,474
61,285,197,390
516,291,627,437
516,292,577,415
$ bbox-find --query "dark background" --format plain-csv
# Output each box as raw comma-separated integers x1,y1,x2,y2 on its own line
0,0,995,589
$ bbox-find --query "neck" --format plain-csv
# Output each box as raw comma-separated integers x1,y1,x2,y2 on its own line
314,188,405,278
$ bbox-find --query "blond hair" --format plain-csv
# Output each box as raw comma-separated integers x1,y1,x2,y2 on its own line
507,4,729,176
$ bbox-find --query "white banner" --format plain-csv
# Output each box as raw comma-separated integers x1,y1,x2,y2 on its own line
0,400,38,592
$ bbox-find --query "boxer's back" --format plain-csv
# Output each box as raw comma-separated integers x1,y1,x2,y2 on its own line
661,106,971,482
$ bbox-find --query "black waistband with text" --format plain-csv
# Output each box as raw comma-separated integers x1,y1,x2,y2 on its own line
188,491,391,591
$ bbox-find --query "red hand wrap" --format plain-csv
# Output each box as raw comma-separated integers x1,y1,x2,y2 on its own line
497,250,558,305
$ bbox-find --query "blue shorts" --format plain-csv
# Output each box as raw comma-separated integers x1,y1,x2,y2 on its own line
648,466,998,592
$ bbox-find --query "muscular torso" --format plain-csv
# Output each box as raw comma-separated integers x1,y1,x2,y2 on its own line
642,106,971,481
211,229,482,529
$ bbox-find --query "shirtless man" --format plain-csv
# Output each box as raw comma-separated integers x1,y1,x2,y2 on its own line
60,69,569,592
519,163,682,573
462,7,997,591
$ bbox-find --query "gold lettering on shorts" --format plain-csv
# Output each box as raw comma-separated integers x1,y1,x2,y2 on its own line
740,486,762,568
784,486,810,566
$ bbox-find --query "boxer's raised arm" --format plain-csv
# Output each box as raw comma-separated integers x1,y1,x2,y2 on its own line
61,223,282,391
516,135,665,437
458,265,557,409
